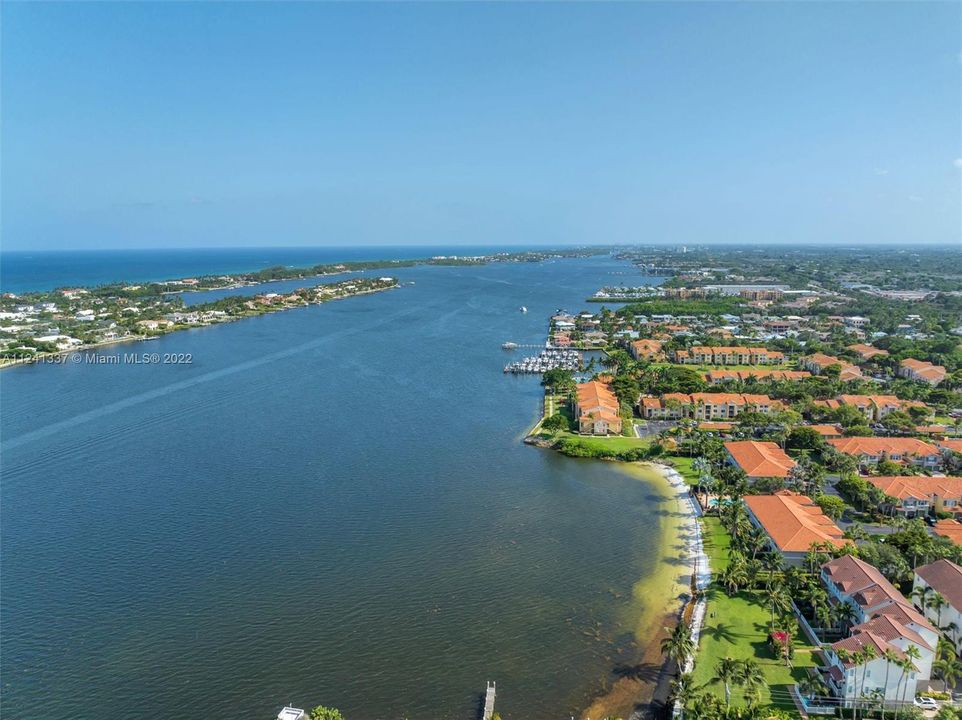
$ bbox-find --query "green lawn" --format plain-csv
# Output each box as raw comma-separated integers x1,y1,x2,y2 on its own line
551,430,652,453
665,455,700,486
691,518,814,716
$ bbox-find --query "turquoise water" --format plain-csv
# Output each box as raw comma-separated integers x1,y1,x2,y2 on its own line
1,256,673,720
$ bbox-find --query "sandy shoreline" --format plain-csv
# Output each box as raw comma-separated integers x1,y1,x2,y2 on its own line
578,460,709,720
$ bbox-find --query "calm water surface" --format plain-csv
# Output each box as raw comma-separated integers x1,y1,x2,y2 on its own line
1,257,674,720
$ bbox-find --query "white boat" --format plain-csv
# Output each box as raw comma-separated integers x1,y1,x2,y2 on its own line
501,342,518,350
519,306,527,313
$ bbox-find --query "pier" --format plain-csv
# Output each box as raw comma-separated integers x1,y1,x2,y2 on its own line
481,681,496,720
504,348,582,374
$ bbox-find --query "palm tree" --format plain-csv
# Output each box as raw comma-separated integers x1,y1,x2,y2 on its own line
721,560,749,597
929,592,948,629
766,586,792,631
661,622,696,670
713,657,742,708
797,674,828,703
670,672,697,720
912,584,931,614
833,602,859,634
933,655,962,693
739,659,765,707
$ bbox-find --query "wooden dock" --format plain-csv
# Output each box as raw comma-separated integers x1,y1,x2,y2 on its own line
481,681,496,720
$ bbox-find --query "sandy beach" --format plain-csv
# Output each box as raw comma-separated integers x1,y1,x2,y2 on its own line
579,460,709,720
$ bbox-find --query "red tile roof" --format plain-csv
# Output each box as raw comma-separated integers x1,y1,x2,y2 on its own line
726,441,797,478
744,491,849,552
828,437,939,457
915,559,962,609
932,520,962,545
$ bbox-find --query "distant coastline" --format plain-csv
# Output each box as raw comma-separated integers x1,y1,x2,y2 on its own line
1,248,608,369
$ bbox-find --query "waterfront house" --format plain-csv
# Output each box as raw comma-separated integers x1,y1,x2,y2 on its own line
725,440,796,481
827,437,942,470
863,475,962,518
820,556,937,694
574,380,622,436
823,633,919,708
898,358,946,386
800,353,862,382
913,559,962,655
743,490,849,565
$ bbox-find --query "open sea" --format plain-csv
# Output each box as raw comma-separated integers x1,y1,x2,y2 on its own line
0,250,678,720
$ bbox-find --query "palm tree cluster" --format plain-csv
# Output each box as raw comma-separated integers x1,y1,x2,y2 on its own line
671,658,784,720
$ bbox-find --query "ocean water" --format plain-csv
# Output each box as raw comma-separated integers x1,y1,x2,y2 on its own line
0,256,676,720
0,245,577,294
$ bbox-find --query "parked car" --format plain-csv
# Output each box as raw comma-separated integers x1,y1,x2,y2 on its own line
914,697,939,710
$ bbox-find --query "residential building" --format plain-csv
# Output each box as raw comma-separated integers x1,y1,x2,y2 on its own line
703,369,811,385
800,353,862,382
574,380,622,436
808,424,843,439
864,476,962,518
913,559,962,655
813,395,926,423
899,359,947,386
823,633,919,707
629,338,664,361
847,343,889,362
827,437,942,470
725,441,796,480
932,519,962,546
821,556,937,688
673,346,785,365
743,490,849,565
638,393,779,421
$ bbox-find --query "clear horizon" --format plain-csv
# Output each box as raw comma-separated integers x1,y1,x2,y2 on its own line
2,2,961,251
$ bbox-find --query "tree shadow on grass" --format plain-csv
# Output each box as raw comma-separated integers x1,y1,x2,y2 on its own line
702,621,740,644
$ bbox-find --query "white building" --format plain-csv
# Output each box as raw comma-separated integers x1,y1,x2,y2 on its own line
913,559,962,656
823,633,918,708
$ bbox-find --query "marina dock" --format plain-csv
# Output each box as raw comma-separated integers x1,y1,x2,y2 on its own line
482,681,496,720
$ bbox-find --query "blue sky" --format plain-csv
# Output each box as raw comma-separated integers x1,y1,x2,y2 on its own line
2,2,960,250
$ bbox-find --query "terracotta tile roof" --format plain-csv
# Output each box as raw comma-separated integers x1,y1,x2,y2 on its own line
630,339,663,355
914,559,962,609
831,631,909,666
900,358,947,383
939,439,962,454
865,475,962,503
822,555,900,599
855,615,933,651
828,437,940,457
700,369,811,382
932,520,962,546
699,421,735,431
576,380,618,412
726,441,797,478
809,424,843,437
872,601,932,630
744,491,849,552
847,344,889,359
